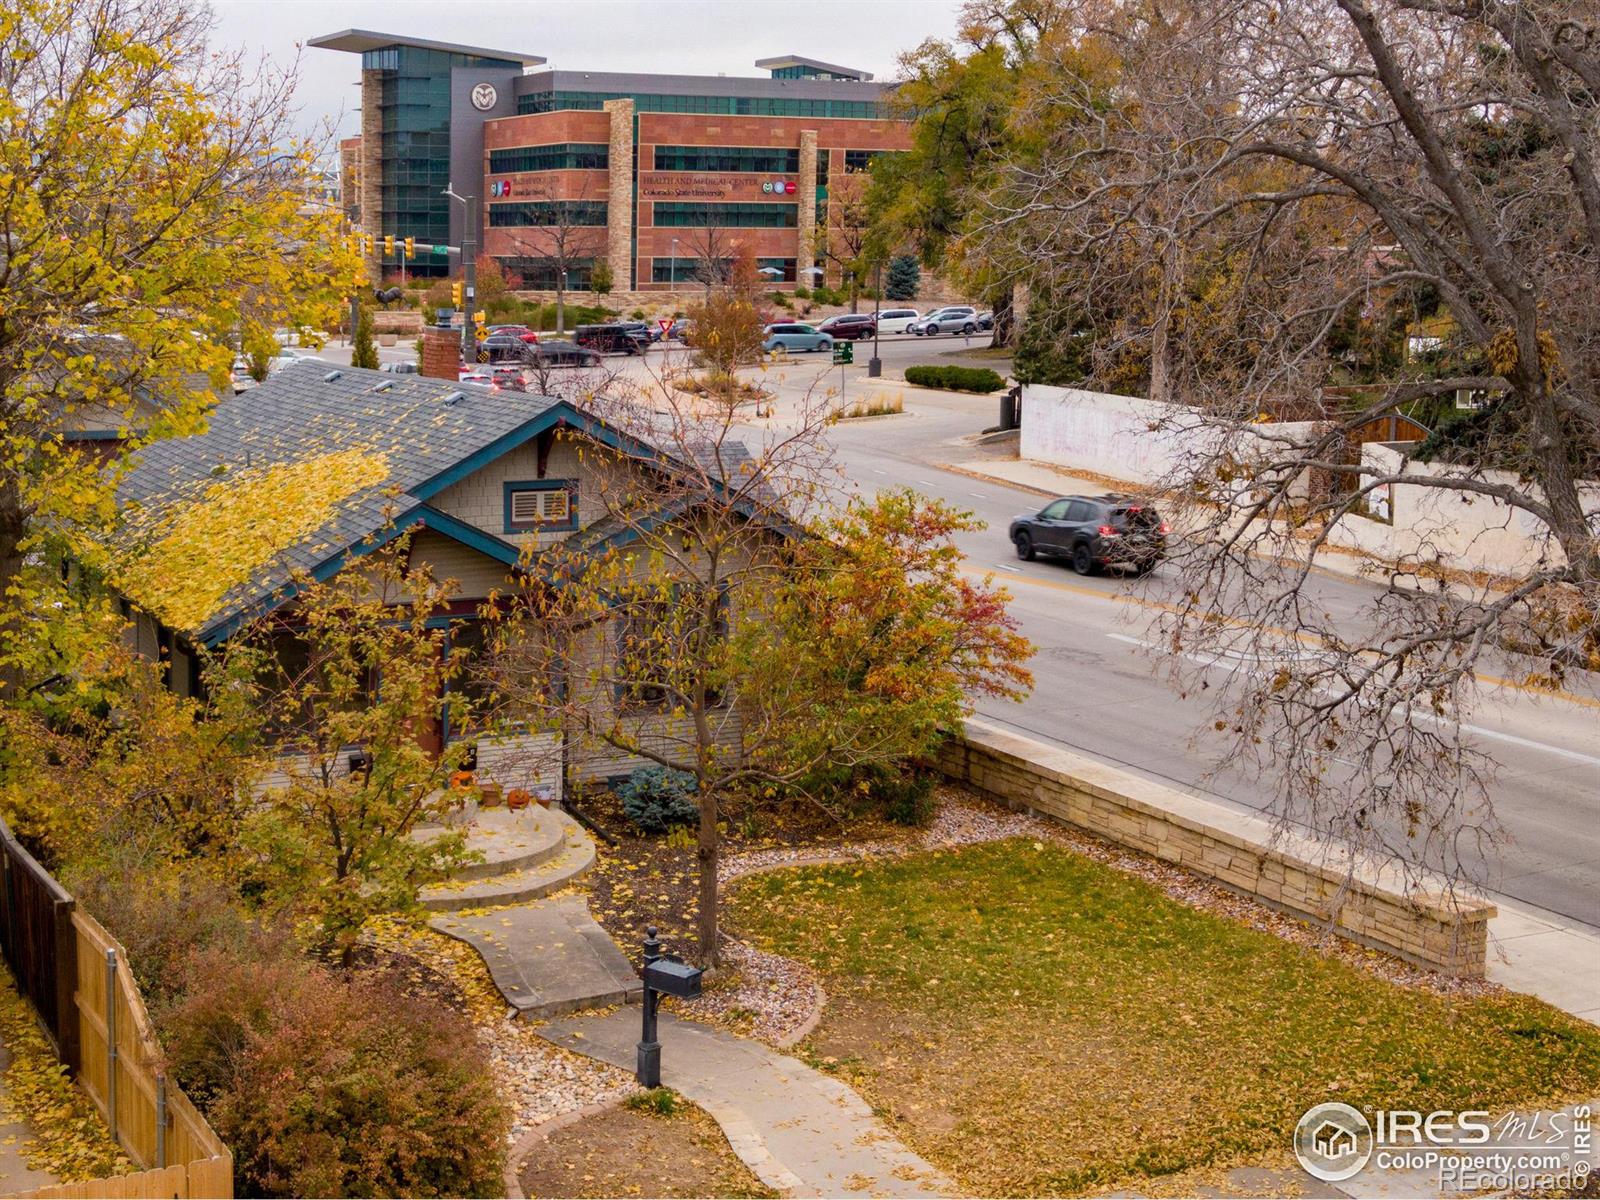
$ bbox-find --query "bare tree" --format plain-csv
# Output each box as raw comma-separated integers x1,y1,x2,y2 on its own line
816,167,874,311
677,213,737,301
498,178,607,334
970,0,1600,896
484,368,1030,962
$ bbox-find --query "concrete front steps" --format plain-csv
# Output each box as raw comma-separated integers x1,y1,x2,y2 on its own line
417,805,595,913
431,894,643,1018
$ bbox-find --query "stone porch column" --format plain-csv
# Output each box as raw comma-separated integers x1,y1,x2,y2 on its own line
797,130,818,287
604,99,635,291
360,69,383,285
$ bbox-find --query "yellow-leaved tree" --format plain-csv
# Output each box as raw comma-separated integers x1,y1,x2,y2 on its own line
0,0,364,696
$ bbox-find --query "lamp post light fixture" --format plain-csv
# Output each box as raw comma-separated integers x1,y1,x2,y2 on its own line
636,926,704,1088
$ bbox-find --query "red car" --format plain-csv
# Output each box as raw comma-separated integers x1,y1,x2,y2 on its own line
485,324,540,344
816,313,877,340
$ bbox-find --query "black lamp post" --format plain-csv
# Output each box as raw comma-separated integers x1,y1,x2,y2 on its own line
636,926,703,1088
868,260,883,378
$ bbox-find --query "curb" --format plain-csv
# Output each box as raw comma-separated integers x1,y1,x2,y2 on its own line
502,1094,629,1200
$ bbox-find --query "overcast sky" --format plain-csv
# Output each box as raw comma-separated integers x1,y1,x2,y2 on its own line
208,0,962,142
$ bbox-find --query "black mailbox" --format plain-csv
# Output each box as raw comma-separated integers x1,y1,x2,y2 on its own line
643,956,703,999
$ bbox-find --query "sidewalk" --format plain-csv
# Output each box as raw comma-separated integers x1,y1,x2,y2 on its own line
0,1041,58,1196
540,1008,952,1198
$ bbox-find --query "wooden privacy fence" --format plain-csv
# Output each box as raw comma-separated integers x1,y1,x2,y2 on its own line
0,818,231,1198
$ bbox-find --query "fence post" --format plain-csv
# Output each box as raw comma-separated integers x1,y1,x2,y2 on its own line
155,1074,167,1167
104,947,118,1141
54,899,79,1073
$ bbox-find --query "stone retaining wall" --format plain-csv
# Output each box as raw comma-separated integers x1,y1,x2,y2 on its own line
937,720,1495,976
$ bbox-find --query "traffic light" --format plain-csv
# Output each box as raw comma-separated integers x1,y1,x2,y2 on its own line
472,310,486,326
450,281,463,307
383,235,395,256
363,233,375,255
404,237,415,259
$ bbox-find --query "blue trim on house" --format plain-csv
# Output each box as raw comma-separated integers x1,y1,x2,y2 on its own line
414,505,526,564
503,478,578,534
409,402,664,503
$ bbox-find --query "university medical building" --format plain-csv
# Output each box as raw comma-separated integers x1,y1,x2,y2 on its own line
312,31,911,293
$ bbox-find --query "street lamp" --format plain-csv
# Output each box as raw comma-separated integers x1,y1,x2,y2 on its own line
443,184,478,360
869,260,883,378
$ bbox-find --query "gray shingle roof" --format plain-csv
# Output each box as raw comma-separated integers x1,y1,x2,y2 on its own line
117,362,562,643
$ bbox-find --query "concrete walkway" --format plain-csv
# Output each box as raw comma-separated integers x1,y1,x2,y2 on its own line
0,1042,58,1196
540,1008,953,1198
432,894,641,1018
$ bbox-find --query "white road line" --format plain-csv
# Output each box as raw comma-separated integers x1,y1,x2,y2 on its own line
872,469,888,475
968,492,988,499
1105,633,1600,768
917,479,938,488
992,563,1022,573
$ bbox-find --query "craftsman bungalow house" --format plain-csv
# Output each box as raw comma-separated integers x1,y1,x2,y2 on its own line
111,360,772,797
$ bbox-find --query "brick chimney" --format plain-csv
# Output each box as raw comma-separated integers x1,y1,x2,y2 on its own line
420,327,461,381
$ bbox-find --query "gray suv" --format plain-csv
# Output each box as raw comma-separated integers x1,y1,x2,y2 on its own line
1009,494,1169,575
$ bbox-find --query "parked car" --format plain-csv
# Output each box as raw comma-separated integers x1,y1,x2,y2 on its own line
1008,494,1170,575
478,334,532,364
762,323,835,354
874,308,921,335
268,346,322,373
380,361,419,374
616,320,662,344
908,306,979,335
666,319,693,341
526,339,602,367
816,313,876,340
489,363,527,391
486,324,540,344
976,311,995,331
574,324,650,355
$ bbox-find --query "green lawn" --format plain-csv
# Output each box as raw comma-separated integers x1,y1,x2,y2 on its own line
729,839,1600,1197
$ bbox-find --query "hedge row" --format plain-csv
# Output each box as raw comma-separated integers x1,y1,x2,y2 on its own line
904,365,1007,393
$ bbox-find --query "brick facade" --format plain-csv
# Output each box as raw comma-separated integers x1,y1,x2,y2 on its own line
603,99,635,289
476,104,911,293
421,327,460,380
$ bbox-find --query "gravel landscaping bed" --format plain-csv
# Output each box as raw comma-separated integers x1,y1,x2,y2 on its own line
366,917,634,1143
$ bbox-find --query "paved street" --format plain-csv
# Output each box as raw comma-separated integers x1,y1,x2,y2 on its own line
729,345,1600,933
315,331,1600,929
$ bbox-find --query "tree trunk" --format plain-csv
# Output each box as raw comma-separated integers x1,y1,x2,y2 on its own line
556,284,565,335
0,481,28,701
695,785,719,966
991,284,1017,348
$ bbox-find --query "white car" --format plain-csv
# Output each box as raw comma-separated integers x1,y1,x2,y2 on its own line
458,368,494,386
909,306,980,335
873,308,921,335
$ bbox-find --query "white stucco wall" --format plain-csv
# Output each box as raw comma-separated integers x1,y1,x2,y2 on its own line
1019,384,1317,497
1326,442,1600,575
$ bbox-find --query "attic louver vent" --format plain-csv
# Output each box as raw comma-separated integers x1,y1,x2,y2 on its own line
322,370,343,383
442,391,465,406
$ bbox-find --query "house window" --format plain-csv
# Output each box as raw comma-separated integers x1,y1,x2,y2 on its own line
504,480,578,533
